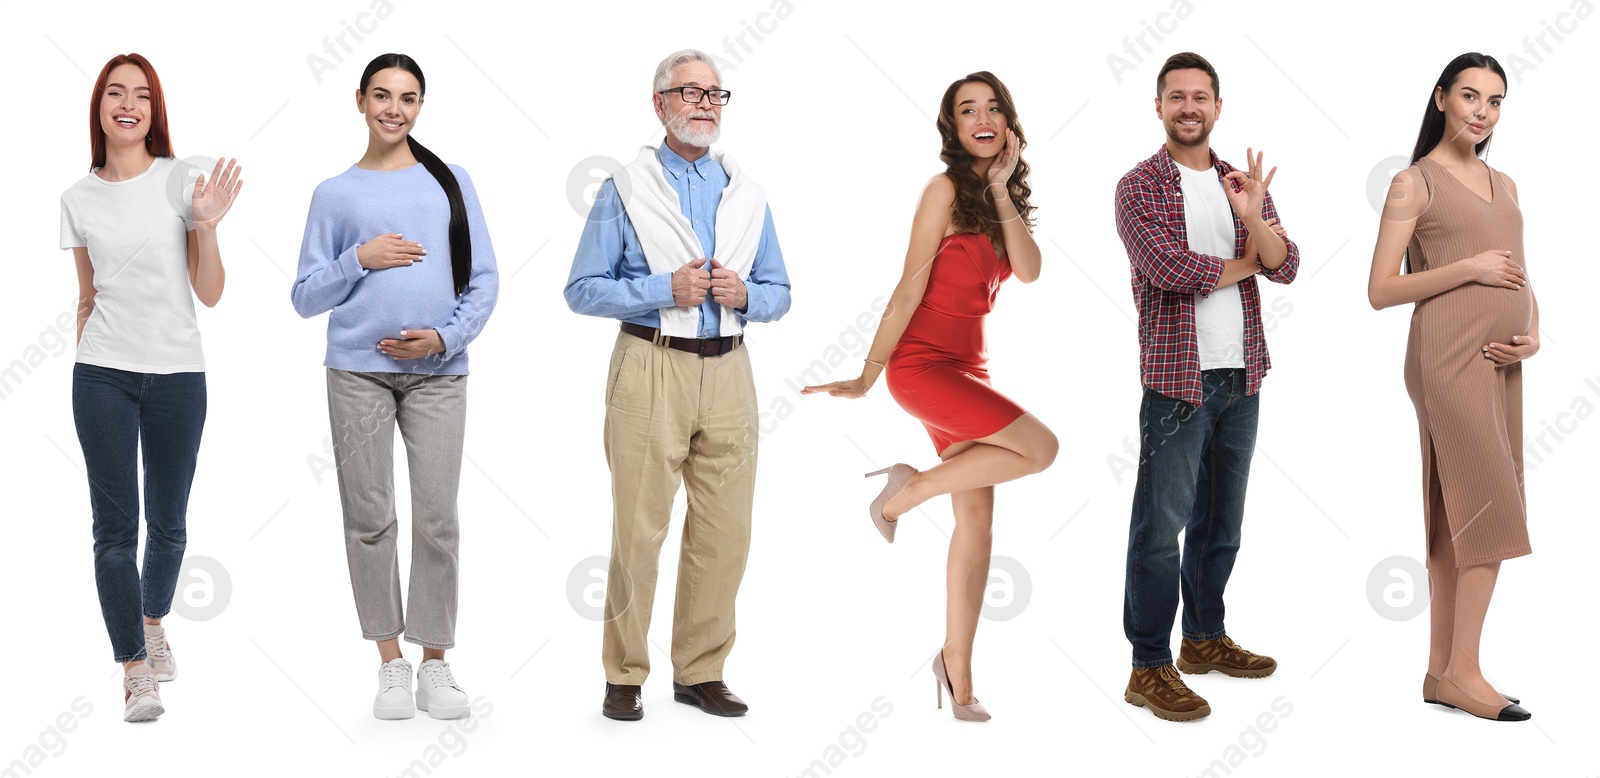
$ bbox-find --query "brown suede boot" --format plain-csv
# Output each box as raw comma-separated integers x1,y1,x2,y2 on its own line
1124,665,1211,722
1177,636,1277,678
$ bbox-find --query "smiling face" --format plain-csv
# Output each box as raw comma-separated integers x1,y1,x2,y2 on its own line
1156,68,1220,148
99,63,153,146
1435,67,1503,146
655,60,722,148
357,67,424,146
951,81,1007,158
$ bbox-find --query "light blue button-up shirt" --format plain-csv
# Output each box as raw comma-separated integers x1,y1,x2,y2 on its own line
564,141,792,337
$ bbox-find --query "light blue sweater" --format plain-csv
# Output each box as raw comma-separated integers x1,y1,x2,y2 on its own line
292,163,498,375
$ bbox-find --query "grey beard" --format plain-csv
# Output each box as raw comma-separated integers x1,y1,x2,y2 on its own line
666,115,720,148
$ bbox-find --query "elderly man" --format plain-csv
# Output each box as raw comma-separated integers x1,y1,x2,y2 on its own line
565,49,792,721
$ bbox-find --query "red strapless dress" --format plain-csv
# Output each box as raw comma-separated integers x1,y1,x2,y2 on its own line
886,232,1026,454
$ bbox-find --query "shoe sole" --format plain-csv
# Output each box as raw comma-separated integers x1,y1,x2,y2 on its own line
1124,690,1210,721
417,692,470,719
673,692,746,717
1425,696,1519,706
153,669,176,682
602,709,643,721
420,702,470,719
124,698,165,723
1433,699,1532,722
1176,659,1276,678
374,705,416,720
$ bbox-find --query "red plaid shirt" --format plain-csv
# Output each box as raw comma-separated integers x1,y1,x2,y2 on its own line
1114,145,1299,407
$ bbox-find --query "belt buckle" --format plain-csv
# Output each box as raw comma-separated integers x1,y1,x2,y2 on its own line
697,337,716,357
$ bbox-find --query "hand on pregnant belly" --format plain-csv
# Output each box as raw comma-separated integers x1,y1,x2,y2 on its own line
1464,249,1525,290
1483,333,1538,366
378,328,444,360
358,233,428,269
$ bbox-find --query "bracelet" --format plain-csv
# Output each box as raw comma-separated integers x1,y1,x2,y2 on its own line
864,357,886,368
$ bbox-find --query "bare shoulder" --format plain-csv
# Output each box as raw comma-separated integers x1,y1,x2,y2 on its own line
922,172,956,203
916,173,958,233
1382,165,1430,221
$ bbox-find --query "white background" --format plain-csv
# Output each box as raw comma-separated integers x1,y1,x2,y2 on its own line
2,0,1596,775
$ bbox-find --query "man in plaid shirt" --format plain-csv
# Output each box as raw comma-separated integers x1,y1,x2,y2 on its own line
1114,52,1299,723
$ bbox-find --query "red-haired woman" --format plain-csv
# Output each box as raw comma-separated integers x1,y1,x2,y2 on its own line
803,71,1056,721
59,53,242,723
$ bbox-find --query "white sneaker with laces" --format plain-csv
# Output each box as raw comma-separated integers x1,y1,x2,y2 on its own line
144,623,177,682
374,658,416,720
123,664,164,722
416,659,470,719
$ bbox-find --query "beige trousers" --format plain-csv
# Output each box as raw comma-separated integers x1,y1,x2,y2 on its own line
601,331,758,686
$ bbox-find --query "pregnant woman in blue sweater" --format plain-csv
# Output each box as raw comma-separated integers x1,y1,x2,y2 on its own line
291,53,498,721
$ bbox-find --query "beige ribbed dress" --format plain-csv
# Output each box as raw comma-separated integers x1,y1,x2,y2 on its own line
1403,157,1533,567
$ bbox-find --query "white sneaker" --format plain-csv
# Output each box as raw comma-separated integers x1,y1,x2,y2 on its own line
123,664,165,722
144,623,177,682
374,658,416,720
416,659,470,719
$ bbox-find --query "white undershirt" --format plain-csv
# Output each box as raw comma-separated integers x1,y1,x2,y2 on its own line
1178,161,1244,370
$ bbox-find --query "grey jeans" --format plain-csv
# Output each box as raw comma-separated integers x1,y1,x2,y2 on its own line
326,368,467,649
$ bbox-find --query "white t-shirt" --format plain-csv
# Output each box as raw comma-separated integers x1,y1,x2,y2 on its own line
1178,160,1245,370
60,156,204,374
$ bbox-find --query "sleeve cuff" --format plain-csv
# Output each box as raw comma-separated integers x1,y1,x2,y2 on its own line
435,326,460,360
646,271,674,309
740,284,768,322
339,245,368,283
1196,254,1226,297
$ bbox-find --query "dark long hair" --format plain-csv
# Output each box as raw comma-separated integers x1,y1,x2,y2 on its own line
359,53,472,296
1401,53,1507,273
1410,52,1507,166
89,53,173,170
936,71,1036,245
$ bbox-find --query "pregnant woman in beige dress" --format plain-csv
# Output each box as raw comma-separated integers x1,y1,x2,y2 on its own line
1368,53,1535,723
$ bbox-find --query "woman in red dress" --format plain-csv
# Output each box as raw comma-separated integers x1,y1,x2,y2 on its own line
803,71,1057,722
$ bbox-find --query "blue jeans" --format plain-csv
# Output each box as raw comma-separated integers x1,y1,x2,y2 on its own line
72,363,206,662
1124,369,1258,669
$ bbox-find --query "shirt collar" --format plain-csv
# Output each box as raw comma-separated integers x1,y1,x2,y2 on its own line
657,140,715,181
1156,144,1223,182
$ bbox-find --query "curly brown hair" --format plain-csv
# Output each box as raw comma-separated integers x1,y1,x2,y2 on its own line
936,71,1036,245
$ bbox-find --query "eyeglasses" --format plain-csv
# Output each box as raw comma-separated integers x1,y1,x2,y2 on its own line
658,86,732,106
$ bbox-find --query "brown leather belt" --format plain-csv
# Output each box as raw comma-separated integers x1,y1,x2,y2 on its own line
621,321,744,357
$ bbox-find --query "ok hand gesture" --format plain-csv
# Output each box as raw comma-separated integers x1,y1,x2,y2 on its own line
1223,147,1276,221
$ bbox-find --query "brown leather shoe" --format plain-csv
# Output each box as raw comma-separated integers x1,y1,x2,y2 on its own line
1177,636,1277,678
1125,665,1210,721
672,681,748,717
602,683,643,721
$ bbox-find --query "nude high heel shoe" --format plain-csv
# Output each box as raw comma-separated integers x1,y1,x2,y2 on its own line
865,464,915,543
932,649,990,722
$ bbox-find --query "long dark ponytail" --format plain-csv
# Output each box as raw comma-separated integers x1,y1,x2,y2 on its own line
1410,52,1507,166
359,53,472,296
